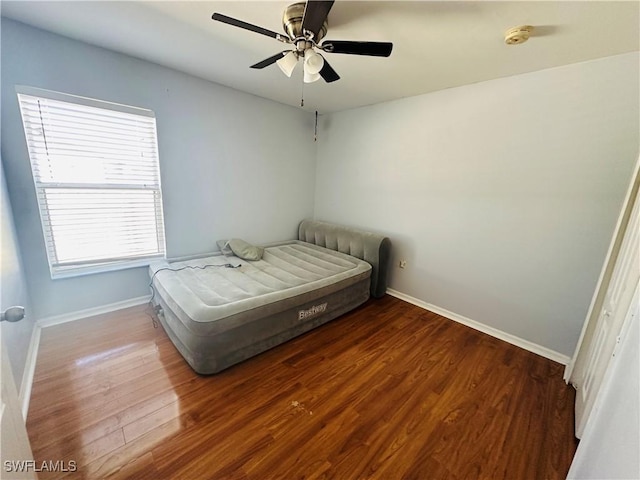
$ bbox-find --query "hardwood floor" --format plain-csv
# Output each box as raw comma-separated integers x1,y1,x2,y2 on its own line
26,296,578,479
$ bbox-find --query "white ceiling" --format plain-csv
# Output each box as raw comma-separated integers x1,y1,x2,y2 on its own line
2,1,639,113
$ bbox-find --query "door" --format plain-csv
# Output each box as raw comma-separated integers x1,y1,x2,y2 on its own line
0,337,37,480
567,282,640,478
572,180,640,437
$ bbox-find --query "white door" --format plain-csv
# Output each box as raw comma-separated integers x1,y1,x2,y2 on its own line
567,282,640,479
573,182,640,437
0,338,37,480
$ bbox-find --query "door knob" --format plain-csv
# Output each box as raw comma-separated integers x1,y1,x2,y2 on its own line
1,306,25,322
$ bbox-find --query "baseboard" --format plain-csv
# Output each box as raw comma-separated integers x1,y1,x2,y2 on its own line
387,289,571,365
37,295,151,328
19,323,41,421
563,361,574,384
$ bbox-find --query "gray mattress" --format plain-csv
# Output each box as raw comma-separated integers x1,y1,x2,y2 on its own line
150,240,372,374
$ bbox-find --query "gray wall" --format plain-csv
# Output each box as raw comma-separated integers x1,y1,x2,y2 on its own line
314,52,640,357
1,19,316,319
1,158,35,394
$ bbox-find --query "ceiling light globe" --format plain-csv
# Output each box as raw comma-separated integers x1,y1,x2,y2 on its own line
304,50,324,75
276,51,298,77
304,70,321,83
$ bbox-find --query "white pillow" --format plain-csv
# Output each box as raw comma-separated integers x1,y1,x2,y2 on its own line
216,239,233,256
228,238,264,261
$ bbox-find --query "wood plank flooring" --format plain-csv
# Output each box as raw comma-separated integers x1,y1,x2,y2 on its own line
26,296,578,479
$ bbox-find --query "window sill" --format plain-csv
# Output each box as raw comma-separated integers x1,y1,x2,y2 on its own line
51,256,165,280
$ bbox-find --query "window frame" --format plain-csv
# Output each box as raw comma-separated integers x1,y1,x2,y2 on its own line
16,85,167,279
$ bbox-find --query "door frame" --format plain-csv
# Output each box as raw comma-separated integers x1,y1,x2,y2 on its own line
565,154,640,383
1,333,38,479
565,153,640,438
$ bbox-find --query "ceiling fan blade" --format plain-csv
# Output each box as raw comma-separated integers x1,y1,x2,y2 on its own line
302,0,334,40
318,57,340,83
212,13,290,43
322,41,393,57
250,51,290,69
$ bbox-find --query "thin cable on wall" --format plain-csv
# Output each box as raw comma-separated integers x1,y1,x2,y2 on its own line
314,111,318,142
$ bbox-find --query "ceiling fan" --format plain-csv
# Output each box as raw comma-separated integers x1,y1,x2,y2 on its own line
211,1,393,84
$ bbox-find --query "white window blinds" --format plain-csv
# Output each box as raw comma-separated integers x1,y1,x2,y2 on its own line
17,86,166,278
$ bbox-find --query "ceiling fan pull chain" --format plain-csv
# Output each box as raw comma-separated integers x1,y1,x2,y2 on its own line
300,69,305,107
314,111,318,142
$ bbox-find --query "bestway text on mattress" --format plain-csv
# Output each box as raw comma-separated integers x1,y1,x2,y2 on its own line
298,303,328,320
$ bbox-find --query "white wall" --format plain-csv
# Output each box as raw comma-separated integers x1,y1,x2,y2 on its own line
1,19,316,319
567,287,639,479
315,52,640,357
0,158,35,394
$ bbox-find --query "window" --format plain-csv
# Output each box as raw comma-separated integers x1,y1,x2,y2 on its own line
17,86,166,279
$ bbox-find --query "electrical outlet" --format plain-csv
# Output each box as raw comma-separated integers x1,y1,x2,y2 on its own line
399,260,407,269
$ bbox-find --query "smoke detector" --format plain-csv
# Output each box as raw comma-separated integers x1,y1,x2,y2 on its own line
505,25,534,45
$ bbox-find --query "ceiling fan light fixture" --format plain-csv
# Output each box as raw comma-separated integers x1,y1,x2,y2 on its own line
276,51,298,77
304,70,321,83
212,1,394,85
303,49,324,75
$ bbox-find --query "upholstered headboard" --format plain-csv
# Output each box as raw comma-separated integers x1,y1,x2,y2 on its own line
298,219,391,299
